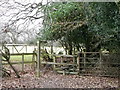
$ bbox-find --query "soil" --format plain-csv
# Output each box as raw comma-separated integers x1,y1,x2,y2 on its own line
1,64,119,89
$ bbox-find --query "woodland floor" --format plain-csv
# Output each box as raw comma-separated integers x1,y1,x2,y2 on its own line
1,64,119,89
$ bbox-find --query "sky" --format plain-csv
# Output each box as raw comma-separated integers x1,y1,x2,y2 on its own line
0,0,47,43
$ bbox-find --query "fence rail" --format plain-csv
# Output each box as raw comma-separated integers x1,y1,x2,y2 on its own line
2,52,37,72
2,61,36,65
10,53,37,55
2,50,119,77
77,52,119,77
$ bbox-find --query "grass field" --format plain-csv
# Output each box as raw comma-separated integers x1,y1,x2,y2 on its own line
10,55,33,62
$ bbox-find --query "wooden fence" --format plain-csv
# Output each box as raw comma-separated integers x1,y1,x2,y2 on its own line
2,52,37,72
17,39,119,77
5,44,28,53
2,40,119,77
38,52,119,77
2,51,119,77
2,47,119,78
75,52,119,77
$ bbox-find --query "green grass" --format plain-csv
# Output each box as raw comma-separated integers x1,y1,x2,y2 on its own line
10,55,33,62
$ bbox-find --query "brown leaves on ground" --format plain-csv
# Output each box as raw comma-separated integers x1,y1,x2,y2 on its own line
1,64,119,89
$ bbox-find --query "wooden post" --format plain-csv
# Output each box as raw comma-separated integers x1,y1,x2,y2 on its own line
36,40,41,77
73,55,76,71
77,53,80,75
99,51,102,76
73,55,76,64
61,56,63,69
26,45,27,53
53,56,56,70
12,46,14,53
0,46,2,79
51,41,53,55
50,41,53,60
73,47,75,55
32,50,36,70
22,53,24,72
63,70,65,75
83,52,86,70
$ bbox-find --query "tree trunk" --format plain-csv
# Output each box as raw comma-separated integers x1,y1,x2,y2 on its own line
68,43,72,55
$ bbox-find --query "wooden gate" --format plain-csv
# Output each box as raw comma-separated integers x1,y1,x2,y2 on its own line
77,52,119,77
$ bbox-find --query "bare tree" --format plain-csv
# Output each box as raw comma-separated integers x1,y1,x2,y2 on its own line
0,0,50,43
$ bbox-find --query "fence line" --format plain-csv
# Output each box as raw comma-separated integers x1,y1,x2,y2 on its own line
2,52,37,72
77,52,119,77
2,42,119,77
5,44,28,53
38,51,119,77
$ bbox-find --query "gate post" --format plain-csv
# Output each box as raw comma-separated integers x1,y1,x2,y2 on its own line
77,53,80,75
36,40,41,77
83,52,86,70
99,51,102,76
0,44,2,83
22,53,24,72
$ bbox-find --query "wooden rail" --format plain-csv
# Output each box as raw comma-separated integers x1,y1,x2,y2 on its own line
5,44,28,53
10,53,37,56
41,61,77,66
2,52,37,72
3,42,119,77
2,61,36,65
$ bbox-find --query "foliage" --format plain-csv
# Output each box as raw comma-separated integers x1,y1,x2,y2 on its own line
84,2,120,52
42,2,120,54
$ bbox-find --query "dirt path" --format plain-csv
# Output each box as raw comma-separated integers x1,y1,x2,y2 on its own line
1,65,119,89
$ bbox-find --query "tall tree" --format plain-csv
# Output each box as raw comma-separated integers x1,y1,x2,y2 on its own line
42,2,120,54
84,2,120,52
